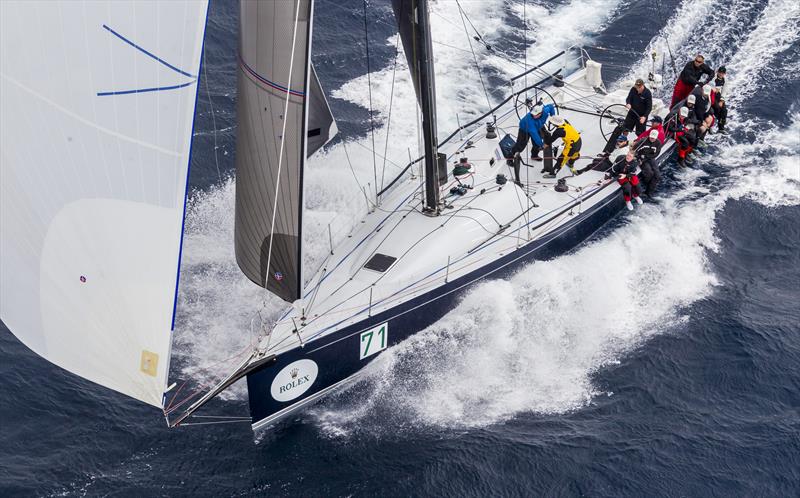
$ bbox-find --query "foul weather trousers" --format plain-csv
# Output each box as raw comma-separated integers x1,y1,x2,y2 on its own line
639,158,660,195
510,128,545,158
556,137,582,172
714,103,728,130
618,175,641,202
671,79,695,109
623,111,647,136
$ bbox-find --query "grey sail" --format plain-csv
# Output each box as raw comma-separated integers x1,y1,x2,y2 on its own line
235,0,335,302
307,64,337,156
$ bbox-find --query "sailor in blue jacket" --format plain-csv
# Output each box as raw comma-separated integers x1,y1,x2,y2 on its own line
508,102,556,161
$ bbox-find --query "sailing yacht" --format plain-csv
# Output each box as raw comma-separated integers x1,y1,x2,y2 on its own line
0,0,675,431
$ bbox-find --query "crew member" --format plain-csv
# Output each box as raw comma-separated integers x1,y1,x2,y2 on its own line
670,54,714,108
689,84,715,143
713,94,728,133
667,106,698,167
633,129,663,198
625,78,653,136
713,66,727,97
544,115,582,176
712,67,728,132
607,151,643,210
509,102,556,161
636,115,666,144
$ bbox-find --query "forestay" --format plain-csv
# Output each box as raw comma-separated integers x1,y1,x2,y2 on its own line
0,1,208,407
235,0,336,303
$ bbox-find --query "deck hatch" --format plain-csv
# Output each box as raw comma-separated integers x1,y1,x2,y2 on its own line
363,253,397,272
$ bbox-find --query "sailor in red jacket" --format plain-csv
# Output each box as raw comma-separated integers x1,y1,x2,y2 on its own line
667,106,699,167
670,54,714,108
636,115,666,144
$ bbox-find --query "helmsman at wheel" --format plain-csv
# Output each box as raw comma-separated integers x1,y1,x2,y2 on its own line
624,78,652,136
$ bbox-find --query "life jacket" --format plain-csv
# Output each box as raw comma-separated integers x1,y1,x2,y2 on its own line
672,117,687,137
555,121,581,150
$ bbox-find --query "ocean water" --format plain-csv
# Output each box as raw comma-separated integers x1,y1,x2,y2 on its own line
2,0,800,496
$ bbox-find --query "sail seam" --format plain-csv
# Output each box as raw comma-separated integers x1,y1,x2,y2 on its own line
239,55,305,97
96,80,195,96
0,73,183,157
102,24,196,78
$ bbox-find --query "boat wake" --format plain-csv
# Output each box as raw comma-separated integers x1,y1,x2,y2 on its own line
305,0,800,436
172,0,799,426
308,108,799,437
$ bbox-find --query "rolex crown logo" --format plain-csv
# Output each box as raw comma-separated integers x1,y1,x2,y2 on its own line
290,368,299,379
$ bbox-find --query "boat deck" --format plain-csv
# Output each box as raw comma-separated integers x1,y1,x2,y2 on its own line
259,65,673,356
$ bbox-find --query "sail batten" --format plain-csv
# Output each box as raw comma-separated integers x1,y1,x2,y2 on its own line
0,1,208,408
234,0,336,302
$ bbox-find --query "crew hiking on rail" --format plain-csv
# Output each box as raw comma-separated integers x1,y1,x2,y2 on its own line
670,54,714,108
504,53,730,208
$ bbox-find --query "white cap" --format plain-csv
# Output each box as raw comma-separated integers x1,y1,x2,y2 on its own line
531,104,544,115
687,94,696,104
679,106,689,117
703,84,712,96
547,114,565,127
649,129,659,140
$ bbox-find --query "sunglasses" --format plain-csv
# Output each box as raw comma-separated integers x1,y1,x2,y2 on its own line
694,59,704,64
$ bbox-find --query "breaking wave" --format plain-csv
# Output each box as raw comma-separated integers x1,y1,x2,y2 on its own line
309,110,800,436
172,0,626,394
172,0,799,425
308,0,800,435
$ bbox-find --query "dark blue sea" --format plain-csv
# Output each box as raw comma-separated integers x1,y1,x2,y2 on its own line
2,0,799,496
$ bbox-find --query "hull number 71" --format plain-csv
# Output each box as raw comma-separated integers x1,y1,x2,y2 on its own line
360,323,388,360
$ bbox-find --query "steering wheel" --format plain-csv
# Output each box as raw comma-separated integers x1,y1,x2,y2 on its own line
515,85,559,121
599,103,636,141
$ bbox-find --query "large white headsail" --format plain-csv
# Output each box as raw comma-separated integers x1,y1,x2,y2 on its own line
0,1,208,407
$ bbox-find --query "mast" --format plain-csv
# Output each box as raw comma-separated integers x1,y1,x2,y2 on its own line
392,0,444,214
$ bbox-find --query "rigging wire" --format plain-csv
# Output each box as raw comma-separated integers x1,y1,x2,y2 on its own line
202,44,223,184
524,0,528,97
455,0,492,111
363,0,379,204
523,0,530,234
428,9,526,69
379,31,402,197
260,0,302,313
342,142,368,203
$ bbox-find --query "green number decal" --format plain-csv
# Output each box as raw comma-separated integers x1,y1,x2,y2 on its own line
360,323,388,360
362,331,373,356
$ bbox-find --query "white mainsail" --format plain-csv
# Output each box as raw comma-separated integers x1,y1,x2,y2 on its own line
0,1,208,407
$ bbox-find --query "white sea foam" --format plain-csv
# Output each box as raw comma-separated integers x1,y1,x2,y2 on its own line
308,0,800,435
723,0,800,106
173,0,800,423
310,109,800,435
518,0,622,58
173,0,626,391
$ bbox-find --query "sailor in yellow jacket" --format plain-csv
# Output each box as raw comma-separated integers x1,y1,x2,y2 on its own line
544,114,582,176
